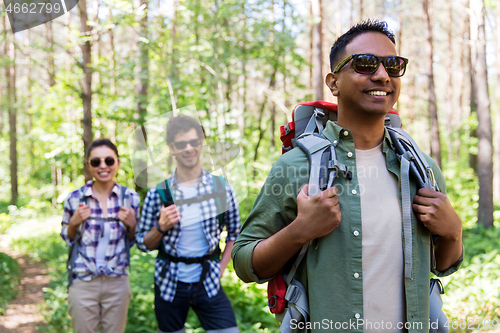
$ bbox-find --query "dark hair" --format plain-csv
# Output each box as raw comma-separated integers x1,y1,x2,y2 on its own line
166,115,205,145
85,138,119,160
329,19,396,71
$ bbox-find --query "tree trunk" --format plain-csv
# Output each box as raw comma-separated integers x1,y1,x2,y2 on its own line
311,0,323,101
359,0,363,21
4,20,18,206
108,8,116,96
471,0,494,228
446,1,454,162
309,0,313,95
25,29,34,175
46,23,56,87
134,0,149,193
423,0,442,167
78,0,93,181
92,0,100,87
454,7,467,161
494,0,500,201
270,0,276,148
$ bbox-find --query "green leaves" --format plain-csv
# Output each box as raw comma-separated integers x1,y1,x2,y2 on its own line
0,252,20,315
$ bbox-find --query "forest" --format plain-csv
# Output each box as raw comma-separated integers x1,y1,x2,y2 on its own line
0,0,499,332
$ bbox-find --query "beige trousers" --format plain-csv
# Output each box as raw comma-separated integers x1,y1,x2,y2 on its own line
68,275,131,333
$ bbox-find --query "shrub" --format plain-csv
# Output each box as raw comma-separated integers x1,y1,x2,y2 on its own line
0,252,20,314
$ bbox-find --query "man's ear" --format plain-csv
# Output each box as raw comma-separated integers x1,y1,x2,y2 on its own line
325,72,339,97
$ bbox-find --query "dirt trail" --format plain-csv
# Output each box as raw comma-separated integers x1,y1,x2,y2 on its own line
0,236,49,333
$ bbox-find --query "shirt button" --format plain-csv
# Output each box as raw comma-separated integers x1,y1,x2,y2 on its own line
343,130,349,136
353,230,359,236
354,272,360,278
347,152,353,158
355,313,361,319
351,189,357,195
333,140,338,145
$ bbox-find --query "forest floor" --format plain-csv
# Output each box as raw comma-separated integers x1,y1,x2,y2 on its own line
0,235,49,333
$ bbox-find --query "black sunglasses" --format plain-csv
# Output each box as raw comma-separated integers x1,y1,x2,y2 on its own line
89,156,116,167
333,53,409,77
173,139,202,150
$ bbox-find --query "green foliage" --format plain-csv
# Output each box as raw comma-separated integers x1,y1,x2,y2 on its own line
7,218,278,333
442,250,500,324
0,252,20,315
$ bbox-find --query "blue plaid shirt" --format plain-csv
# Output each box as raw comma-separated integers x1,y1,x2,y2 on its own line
135,169,241,302
61,181,141,281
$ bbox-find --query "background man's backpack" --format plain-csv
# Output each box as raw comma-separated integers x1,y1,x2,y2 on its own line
66,185,132,287
269,100,447,333
155,175,227,267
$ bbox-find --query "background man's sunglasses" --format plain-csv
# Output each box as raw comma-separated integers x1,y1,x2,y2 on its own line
89,157,116,167
333,53,409,77
173,139,202,150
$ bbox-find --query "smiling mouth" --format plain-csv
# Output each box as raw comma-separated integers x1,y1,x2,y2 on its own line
367,91,390,96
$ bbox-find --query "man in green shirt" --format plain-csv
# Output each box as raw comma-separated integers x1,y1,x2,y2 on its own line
232,20,463,333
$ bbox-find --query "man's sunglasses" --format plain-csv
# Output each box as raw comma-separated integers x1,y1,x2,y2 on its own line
89,157,116,167
333,53,409,77
173,139,202,150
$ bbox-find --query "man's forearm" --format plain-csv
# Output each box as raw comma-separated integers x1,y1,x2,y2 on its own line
252,217,309,279
434,231,463,272
143,225,165,250
220,241,234,273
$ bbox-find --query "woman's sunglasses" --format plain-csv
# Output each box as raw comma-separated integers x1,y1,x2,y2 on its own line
333,53,409,77
173,139,202,150
89,157,116,168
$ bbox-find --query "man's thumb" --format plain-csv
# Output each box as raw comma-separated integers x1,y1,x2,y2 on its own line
298,184,309,197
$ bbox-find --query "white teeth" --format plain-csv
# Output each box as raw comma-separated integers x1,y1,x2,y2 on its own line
368,91,388,96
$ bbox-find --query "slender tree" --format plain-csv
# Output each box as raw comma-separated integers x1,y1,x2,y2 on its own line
311,0,323,101
134,0,149,193
423,0,442,167
446,0,454,162
494,0,500,201
470,0,494,228
4,19,18,205
78,0,93,181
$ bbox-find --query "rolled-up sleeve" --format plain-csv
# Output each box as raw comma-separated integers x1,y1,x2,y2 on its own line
60,191,79,246
231,163,292,284
135,188,162,252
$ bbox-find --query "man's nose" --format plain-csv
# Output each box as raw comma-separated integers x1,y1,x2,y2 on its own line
371,63,391,82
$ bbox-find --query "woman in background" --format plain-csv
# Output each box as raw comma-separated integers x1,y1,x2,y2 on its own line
60,138,140,333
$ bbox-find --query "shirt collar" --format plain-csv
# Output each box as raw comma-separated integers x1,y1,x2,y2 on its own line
322,120,395,151
82,180,119,198
169,168,210,188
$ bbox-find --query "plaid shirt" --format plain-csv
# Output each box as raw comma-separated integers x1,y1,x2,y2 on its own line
135,169,241,302
61,181,141,281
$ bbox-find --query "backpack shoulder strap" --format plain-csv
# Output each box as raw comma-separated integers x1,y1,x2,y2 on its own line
212,175,227,230
156,180,174,207
118,185,132,268
386,126,441,281
120,185,130,208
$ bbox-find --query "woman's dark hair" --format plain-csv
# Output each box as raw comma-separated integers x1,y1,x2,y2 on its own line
85,138,119,160
329,19,396,71
166,115,205,145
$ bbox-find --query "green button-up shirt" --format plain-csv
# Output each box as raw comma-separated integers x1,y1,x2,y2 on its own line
232,121,462,333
